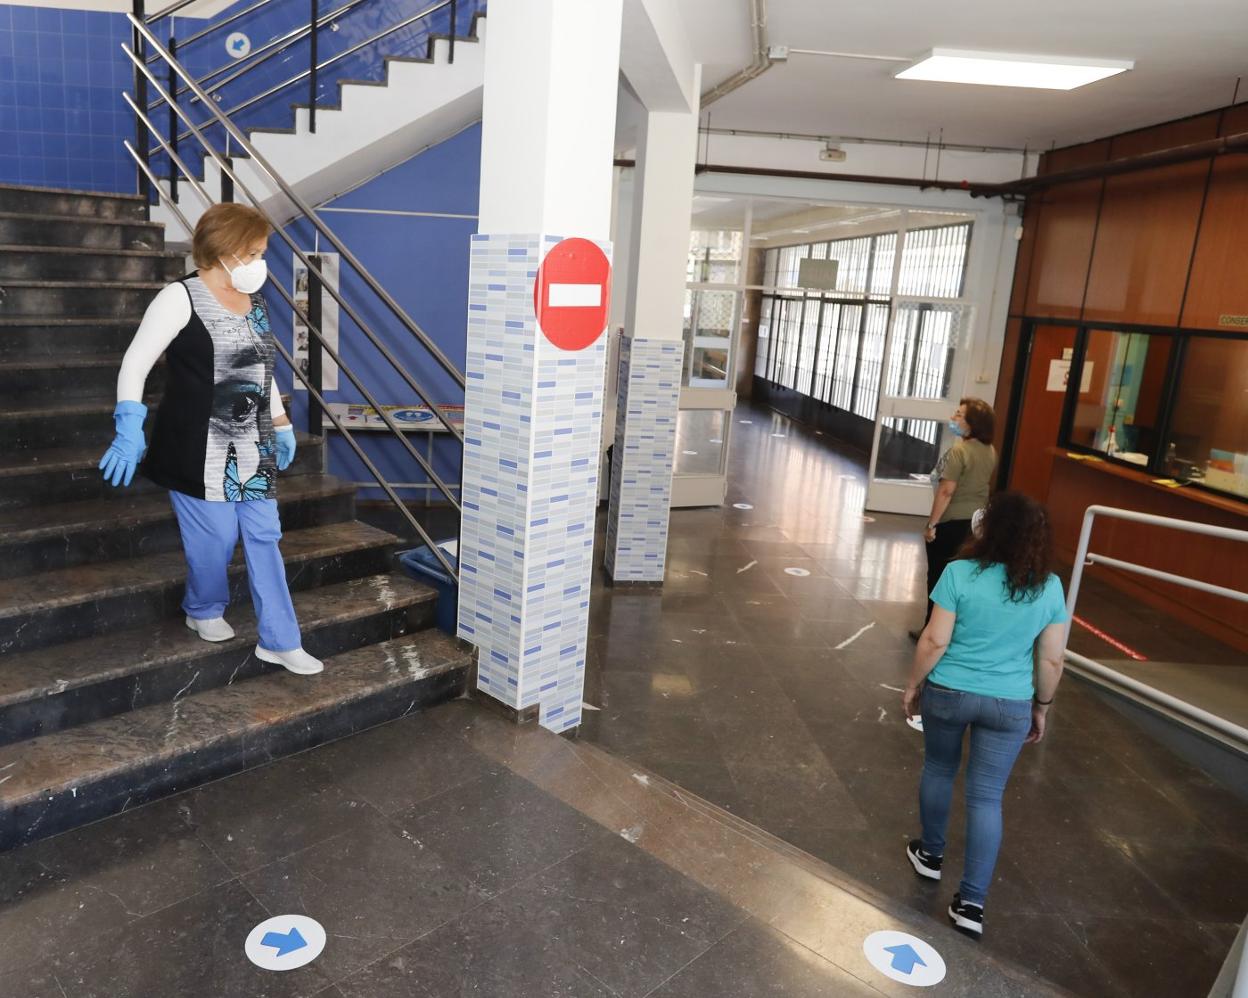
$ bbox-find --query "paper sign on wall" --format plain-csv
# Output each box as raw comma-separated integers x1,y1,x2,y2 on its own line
292,253,339,391
1046,359,1093,393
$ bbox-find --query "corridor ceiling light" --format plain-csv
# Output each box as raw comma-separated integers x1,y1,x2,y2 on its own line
895,48,1133,90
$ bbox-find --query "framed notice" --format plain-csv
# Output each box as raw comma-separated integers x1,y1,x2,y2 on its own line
1046,359,1093,393
292,252,339,391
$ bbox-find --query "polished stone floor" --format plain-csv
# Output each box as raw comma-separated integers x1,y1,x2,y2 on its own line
574,402,1246,998
0,699,1065,997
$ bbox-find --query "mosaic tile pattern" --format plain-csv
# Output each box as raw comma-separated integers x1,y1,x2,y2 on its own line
604,336,683,582
457,233,611,732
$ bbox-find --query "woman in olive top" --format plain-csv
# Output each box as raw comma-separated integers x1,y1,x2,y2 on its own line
902,491,1068,938
910,398,997,641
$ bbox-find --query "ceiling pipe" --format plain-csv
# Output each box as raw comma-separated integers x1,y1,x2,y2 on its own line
701,0,774,107
612,158,994,195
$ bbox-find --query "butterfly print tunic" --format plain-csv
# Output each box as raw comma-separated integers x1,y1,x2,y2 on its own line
141,276,278,502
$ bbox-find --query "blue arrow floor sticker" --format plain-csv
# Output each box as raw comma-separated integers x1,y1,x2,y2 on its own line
863,930,946,987
246,915,325,972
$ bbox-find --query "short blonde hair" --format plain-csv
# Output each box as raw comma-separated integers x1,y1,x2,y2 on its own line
191,203,272,270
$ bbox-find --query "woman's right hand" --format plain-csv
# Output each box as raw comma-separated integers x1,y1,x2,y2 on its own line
1025,704,1049,744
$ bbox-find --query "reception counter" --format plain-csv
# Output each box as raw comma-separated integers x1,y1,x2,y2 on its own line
1045,449,1248,653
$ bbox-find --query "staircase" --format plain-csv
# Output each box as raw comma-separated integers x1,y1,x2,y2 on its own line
151,11,487,234
0,183,471,851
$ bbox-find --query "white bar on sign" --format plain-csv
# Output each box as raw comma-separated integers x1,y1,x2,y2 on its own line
548,283,602,307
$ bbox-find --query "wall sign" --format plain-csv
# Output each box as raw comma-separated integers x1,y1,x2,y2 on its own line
533,238,611,351
226,32,251,59
1218,314,1248,327
292,253,339,390
1046,359,1093,393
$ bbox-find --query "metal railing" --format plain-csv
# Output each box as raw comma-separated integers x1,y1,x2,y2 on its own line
136,0,459,195
122,9,467,580
1065,504,1248,748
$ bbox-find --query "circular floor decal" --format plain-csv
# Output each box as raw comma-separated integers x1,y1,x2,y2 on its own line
784,567,811,577
732,503,754,510
906,715,924,732
862,515,876,523
246,915,326,972
862,930,946,987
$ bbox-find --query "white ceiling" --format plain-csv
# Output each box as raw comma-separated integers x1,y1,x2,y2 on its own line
679,0,1248,149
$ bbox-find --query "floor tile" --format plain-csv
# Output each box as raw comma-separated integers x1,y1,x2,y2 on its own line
1070,915,1233,998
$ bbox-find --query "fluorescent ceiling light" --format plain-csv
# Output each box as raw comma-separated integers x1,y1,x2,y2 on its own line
896,48,1132,90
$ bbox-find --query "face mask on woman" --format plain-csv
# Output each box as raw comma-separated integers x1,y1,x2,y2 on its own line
223,255,268,294
947,419,966,438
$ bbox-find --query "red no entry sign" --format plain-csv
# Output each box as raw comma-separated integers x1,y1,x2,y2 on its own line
533,238,611,351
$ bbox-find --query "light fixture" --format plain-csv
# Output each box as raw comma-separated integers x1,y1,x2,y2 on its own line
896,48,1132,91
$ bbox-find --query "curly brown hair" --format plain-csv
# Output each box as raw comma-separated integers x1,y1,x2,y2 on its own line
958,491,1053,601
960,397,995,445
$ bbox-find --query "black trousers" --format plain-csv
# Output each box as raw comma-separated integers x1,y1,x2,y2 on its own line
924,519,972,623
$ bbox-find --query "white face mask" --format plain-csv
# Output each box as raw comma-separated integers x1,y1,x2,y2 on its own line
223,255,267,294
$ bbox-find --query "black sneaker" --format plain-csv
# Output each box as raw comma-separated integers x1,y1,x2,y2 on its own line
907,839,942,880
948,893,984,937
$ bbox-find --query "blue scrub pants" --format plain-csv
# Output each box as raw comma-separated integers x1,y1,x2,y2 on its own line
918,682,1032,906
169,491,302,652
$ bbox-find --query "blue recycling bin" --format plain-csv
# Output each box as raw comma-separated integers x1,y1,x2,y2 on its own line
398,541,459,635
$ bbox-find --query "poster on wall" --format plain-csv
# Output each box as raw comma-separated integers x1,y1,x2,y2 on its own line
292,253,339,391
1046,359,1093,393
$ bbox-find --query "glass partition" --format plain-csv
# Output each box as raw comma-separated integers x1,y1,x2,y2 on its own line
1164,336,1248,497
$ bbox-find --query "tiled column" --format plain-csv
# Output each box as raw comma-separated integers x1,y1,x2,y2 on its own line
604,337,683,579
458,234,611,733
605,85,701,583
456,0,622,732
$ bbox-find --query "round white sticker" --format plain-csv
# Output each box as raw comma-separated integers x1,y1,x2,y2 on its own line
245,915,326,971
784,567,811,577
226,32,252,59
732,502,753,510
862,930,946,987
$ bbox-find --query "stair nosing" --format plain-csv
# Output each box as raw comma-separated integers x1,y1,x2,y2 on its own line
0,244,183,260
0,316,144,327
0,211,163,228
0,631,467,807
0,520,400,620
0,353,128,371
0,279,167,290
0,182,145,202
0,574,437,711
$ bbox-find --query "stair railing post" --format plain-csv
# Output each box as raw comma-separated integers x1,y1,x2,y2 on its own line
308,0,318,133
306,254,323,437
132,0,151,204
449,0,456,63
167,35,178,204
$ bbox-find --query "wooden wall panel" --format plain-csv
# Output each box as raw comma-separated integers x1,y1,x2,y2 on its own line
1180,154,1248,329
1008,201,1038,314
1022,179,1102,319
1008,324,1077,501
1081,161,1208,326
1108,113,1220,157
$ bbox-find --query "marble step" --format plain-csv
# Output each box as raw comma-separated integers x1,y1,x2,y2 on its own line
0,396,163,451
0,278,165,318
0,432,324,510
0,471,355,578
0,353,165,405
0,630,471,850
0,573,438,746
0,519,401,655
0,211,164,251
0,184,148,221
0,245,185,283
0,317,138,360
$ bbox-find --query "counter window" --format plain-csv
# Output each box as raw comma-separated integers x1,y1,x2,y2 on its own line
1164,336,1248,499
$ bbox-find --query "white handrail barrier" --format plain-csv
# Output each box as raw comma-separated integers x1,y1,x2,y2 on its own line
1064,504,1248,749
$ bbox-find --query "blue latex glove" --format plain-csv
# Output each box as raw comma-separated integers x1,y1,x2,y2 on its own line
275,425,296,471
98,400,148,488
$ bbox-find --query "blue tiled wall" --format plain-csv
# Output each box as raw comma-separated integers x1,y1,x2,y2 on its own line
0,5,135,192
264,123,480,502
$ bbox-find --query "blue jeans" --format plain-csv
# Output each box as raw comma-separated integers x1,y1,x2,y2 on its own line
919,682,1031,906
170,491,302,652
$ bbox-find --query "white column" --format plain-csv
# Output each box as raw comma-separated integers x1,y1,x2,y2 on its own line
604,76,701,582
457,0,623,733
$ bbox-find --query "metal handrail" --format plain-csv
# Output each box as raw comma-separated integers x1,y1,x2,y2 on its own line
125,16,466,404
148,0,279,56
156,0,451,152
146,0,371,109
122,128,459,580
123,59,465,497
1065,504,1248,748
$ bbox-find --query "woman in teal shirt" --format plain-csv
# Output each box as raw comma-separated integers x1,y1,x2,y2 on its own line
901,492,1068,938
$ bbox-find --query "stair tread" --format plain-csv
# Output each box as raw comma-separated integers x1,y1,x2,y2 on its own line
0,316,140,327
0,182,144,202
0,432,318,476
0,573,435,710
0,471,351,542
0,278,167,289
0,630,467,807
0,245,183,259
0,520,399,621
0,396,160,419
0,353,126,372
0,211,162,228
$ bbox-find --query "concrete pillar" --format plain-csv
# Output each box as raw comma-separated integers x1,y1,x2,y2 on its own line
604,78,701,582
457,0,623,733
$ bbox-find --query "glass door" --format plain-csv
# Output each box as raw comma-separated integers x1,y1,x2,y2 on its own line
865,214,977,515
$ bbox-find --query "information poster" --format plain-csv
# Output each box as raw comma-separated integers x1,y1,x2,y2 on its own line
292,252,339,391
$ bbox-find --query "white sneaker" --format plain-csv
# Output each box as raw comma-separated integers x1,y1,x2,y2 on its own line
256,645,324,675
185,615,235,642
